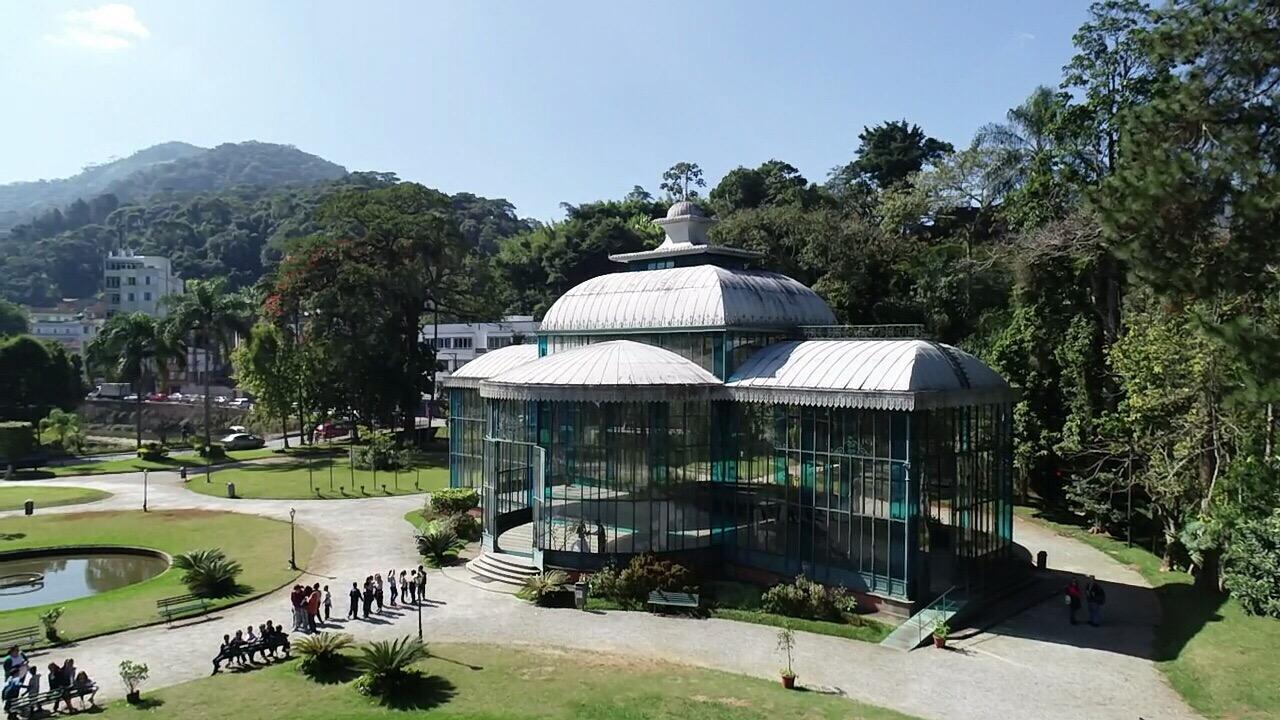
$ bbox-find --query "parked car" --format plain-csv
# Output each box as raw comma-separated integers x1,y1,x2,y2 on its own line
123,394,139,401
229,397,252,409
220,432,265,450
214,395,229,404
315,422,350,439
227,425,248,434
169,392,185,402
147,392,168,402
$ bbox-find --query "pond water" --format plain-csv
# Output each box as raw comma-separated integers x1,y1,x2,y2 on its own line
0,552,169,611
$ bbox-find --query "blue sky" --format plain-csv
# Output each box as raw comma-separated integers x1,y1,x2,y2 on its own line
0,1,1091,220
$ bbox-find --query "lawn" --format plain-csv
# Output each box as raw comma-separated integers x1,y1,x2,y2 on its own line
1016,506,1280,720
23,447,281,478
184,453,449,500
0,485,110,511
0,509,315,645
100,642,919,719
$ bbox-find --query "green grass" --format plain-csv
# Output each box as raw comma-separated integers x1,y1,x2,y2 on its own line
99,642,919,719
20,447,281,478
0,485,110,511
1016,506,1280,720
183,453,449,500
0,509,315,645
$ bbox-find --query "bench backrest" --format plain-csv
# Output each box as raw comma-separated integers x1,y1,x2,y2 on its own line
157,594,203,606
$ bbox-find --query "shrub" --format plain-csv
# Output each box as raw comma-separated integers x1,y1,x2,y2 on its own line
517,570,570,606
295,632,354,676
0,421,36,467
1223,510,1280,618
40,606,65,642
136,441,169,461
172,548,244,598
436,513,480,542
586,562,625,603
119,660,149,696
415,526,463,566
429,488,479,515
760,575,857,622
197,443,227,459
353,431,407,471
353,636,429,700
617,554,697,603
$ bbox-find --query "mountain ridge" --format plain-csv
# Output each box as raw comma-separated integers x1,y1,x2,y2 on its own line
0,141,347,231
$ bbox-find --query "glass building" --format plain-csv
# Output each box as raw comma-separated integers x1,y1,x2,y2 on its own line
444,201,1016,613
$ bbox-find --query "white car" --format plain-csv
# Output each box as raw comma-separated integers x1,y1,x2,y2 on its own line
229,397,252,408
220,432,265,450
214,395,229,404
169,392,185,402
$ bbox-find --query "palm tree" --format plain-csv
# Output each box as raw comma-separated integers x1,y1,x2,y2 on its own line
168,278,251,450
88,313,187,448
39,408,83,454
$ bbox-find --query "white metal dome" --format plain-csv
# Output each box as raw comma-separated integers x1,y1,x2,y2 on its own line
480,340,723,403
439,343,539,389
665,200,706,219
726,339,1014,410
539,265,836,333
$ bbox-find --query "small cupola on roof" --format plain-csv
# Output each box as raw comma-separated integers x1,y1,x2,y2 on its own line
608,200,762,267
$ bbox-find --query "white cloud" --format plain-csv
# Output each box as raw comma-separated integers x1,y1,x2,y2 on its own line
1016,32,1036,46
46,4,150,51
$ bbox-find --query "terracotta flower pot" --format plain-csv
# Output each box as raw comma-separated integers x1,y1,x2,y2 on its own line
781,674,796,689
933,634,946,649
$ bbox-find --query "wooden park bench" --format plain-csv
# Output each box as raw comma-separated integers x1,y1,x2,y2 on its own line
156,594,210,623
0,626,39,649
211,634,291,674
646,590,700,612
4,683,98,719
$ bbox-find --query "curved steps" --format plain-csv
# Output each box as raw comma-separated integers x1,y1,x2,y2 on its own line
465,550,540,590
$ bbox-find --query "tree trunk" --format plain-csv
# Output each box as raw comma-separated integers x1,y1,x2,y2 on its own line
281,415,290,450
135,389,143,449
203,361,212,450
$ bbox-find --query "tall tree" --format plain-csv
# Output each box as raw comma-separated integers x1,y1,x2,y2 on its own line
659,162,706,200
0,300,27,336
829,120,953,192
168,278,252,449
231,321,303,449
88,313,187,448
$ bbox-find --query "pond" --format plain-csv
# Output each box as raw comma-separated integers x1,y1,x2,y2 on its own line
0,550,169,612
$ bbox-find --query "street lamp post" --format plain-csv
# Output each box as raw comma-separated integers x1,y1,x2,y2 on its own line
142,469,149,512
289,508,297,570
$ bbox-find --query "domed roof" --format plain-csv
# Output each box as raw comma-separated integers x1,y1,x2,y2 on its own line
539,265,836,333
480,340,723,402
666,200,706,219
726,340,1014,410
439,343,539,389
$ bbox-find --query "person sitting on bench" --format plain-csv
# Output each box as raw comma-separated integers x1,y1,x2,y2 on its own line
72,670,97,709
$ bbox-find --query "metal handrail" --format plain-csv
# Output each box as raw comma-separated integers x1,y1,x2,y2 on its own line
917,585,960,647
799,324,927,340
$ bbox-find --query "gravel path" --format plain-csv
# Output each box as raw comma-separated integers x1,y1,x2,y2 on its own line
0,470,1200,720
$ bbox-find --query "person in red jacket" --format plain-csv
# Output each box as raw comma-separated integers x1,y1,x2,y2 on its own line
1065,578,1083,625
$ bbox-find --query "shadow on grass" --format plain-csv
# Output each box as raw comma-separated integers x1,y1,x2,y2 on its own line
0,532,27,542
303,657,360,685
128,697,165,710
377,673,456,711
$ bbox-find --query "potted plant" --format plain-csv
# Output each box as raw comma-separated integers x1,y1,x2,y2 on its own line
119,660,149,704
933,621,950,649
776,625,797,689
39,606,65,643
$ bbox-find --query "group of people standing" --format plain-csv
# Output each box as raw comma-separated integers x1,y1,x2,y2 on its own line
349,567,428,619
3,647,96,715
1065,575,1107,626
290,583,331,633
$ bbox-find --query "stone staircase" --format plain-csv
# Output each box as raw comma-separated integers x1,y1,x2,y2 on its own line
464,550,540,590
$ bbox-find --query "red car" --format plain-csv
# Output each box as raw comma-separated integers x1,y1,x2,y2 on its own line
146,392,169,402
315,422,350,439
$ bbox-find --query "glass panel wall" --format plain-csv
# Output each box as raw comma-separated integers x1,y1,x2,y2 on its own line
541,331,788,379
533,400,714,554
714,403,913,598
447,388,485,488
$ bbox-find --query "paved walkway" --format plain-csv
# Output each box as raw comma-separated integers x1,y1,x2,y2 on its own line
0,470,1200,720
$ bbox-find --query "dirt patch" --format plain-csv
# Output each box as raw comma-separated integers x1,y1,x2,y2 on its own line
518,645,674,672
691,695,753,708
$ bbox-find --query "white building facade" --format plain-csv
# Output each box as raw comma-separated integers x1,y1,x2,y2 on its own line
104,250,184,317
28,308,102,353
424,315,539,376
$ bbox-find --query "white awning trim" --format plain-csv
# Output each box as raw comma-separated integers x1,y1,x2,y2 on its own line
439,344,540,389
725,386,1015,411
481,384,727,403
